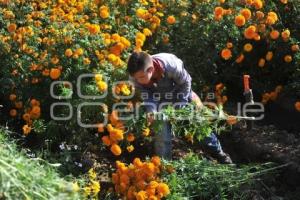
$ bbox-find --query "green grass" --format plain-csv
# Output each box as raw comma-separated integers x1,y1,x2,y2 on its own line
0,128,84,200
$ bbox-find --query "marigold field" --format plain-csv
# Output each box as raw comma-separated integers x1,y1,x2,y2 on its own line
0,0,299,199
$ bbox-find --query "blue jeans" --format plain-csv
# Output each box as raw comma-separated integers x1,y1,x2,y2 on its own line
154,121,223,159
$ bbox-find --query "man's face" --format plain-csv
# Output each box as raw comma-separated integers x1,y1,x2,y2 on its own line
132,61,154,85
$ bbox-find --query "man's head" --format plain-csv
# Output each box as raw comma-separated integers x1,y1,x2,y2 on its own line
127,51,154,85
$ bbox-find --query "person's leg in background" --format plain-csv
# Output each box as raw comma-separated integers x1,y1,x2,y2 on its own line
201,132,233,164
154,121,173,160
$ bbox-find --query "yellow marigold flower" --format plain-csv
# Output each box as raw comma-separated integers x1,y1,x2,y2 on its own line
143,28,152,36
99,5,109,19
265,51,273,61
83,57,91,65
142,127,150,136
65,49,73,57
270,30,280,40
135,39,144,47
243,43,253,52
88,24,100,34
22,124,32,135
75,48,84,56
90,180,100,195
136,8,147,19
295,102,300,112
167,15,176,24
95,74,102,82
280,0,288,4
7,23,17,33
240,8,252,20
50,68,61,80
221,48,232,60
111,144,122,156
136,32,146,42
111,33,121,42
281,29,290,40
97,81,108,92
258,58,265,67
284,55,292,63
88,168,97,180
127,145,134,152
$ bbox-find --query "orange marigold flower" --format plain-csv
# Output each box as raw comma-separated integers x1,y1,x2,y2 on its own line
241,8,252,20
243,43,253,52
214,7,224,16
23,124,32,135
65,49,73,57
227,115,237,125
126,133,135,142
235,54,245,63
270,30,280,40
265,51,273,61
258,58,265,67
9,94,17,101
167,15,176,24
244,25,257,39
151,156,161,166
221,48,232,60
281,29,290,40
295,102,300,112
10,109,17,117
226,42,233,49
256,11,264,19
102,136,111,146
136,191,147,200
291,44,299,52
235,15,246,27
7,23,17,33
284,55,292,63
50,68,61,80
99,5,109,19
253,0,263,10
157,183,170,196
111,144,122,156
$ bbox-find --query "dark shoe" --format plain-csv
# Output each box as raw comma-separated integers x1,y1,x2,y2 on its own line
215,152,233,164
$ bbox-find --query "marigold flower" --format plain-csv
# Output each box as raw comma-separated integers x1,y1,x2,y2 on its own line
295,102,300,112
143,28,152,36
157,183,170,196
234,15,246,27
99,5,109,19
7,23,17,33
270,30,280,40
265,51,273,61
23,124,32,135
9,94,17,101
291,44,299,52
111,144,122,156
97,81,108,92
126,133,135,142
241,8,252,20
256,11,264,19
227,115,237,125
253,0,263,10
142,127,150,136
166,15,176,24
65,49,73,57
244,43,253,52
258,58,265,67
102,136,111,146
214,7,224,16
10,109,17,117
235,54,245,63
127,145,134,152
50,68,61,80
221,48,232,60
284,55,292,63
281,29,290,40
22,113,31,121
136,190,147,200
244,25,257,39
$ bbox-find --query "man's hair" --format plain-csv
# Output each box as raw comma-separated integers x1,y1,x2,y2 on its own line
127,51,152,75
